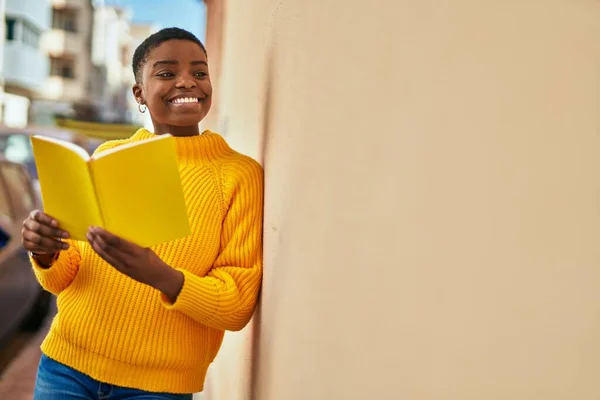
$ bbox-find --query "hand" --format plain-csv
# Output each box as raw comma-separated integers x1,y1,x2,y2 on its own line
86,227,184,302
22,210,70,257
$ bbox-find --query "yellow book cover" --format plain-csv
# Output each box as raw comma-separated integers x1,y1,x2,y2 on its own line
31,134,190,247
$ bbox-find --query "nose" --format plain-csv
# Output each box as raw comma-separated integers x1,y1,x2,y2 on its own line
175,73,196,89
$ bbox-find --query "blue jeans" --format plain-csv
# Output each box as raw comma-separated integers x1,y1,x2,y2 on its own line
34,354,193,400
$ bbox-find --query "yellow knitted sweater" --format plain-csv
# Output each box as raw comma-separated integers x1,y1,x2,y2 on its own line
30,128,263,394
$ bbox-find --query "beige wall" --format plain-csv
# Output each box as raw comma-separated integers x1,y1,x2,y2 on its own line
204,1,600,399
198,1,270,399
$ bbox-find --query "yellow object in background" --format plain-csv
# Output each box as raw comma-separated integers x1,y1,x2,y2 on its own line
31,134,190,247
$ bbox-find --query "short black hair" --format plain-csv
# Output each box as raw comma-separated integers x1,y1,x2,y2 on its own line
132,27,207,83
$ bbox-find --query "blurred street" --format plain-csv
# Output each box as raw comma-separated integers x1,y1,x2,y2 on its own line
0,301,54,399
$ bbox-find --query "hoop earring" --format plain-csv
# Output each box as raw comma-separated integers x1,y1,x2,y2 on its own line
138,103,147,113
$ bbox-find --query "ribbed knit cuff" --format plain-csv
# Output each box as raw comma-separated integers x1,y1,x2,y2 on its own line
160,268,220,325
31,246,81,295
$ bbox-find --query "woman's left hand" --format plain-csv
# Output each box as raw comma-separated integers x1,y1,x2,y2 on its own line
86,226,184,302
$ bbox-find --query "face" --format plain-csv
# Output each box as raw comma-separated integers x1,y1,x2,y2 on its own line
133,39,212,136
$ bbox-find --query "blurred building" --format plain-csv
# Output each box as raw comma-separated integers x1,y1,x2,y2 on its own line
2,0,51,128
31,0,97,125
0,0,141,144
45,3,144,142
127,23,158,127
21,0,144,131
91,4,135,123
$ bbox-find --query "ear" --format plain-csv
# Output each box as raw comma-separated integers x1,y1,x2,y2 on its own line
132,83,144,104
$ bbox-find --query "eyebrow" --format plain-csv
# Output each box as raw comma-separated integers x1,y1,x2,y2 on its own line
152,60,208,68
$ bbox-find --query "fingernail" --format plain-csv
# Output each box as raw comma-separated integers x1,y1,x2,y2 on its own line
86,233,92,241
62,232,69,238
62,243,69,250
51,220,58,227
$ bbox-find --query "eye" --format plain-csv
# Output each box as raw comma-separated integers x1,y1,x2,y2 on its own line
194,71,208,78
157,72,175,78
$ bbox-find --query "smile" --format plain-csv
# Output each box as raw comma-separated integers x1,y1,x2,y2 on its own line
170,97,201,104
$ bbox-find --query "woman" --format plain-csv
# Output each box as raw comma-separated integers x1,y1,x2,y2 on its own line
22,27,263,400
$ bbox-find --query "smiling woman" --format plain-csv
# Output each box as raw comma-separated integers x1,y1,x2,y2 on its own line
22,27,264,400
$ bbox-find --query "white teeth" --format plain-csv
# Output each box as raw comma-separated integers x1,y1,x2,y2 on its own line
172,97,198,104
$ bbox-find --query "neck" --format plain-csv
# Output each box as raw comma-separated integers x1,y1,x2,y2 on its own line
131,128,234,167
152,123,200,137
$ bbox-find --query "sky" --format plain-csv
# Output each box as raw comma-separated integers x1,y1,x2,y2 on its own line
105,0,207,41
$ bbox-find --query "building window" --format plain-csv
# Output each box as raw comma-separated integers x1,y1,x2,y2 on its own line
22,21,41,48
52,8,77,32
50,57,75,79
5,18,41,48
6,18,16,41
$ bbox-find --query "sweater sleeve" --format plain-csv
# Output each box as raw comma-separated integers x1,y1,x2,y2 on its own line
160,158,264,331
31,239,82,295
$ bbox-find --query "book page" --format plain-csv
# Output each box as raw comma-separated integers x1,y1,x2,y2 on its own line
31,135,90,161
89,135,190,247
31,136,102,240
91,134,171,160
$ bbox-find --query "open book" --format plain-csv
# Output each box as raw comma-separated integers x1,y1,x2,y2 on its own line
31,134,191,248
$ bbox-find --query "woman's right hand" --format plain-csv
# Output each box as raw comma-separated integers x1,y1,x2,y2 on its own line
21,210,70,256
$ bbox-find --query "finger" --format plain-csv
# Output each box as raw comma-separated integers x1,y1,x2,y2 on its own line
23,242,54,255
88,230,131,261
31,210,58,228
23,218,69,239
90,227,138,255
87,232,126,269
23,235,68,253
23,230,68,252
23,240,66,254
23,228,66,250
